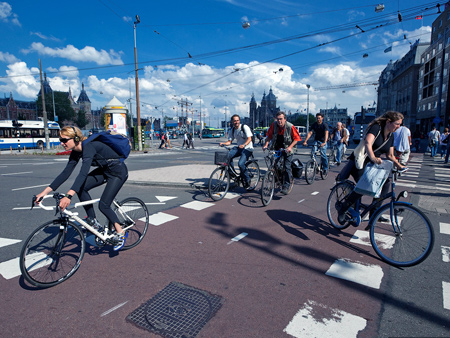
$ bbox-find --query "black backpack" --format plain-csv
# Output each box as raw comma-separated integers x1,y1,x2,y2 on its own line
232,124,255,145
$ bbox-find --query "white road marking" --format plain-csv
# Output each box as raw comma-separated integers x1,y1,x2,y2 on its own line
396,182,450,192
155,196,177,202
227,232,248,245
435,173,450,177
223,192,240,199
440,223,450,235
148,212,179,226
0,237,21,249
0,257,21,279
1,171,32,176
181,201,214,211
12,184,50,191
350,230,371,247
284,300,367,338
443,282,450,310
298,199,305,203
441,246,450,263
100,301,129,317
144,202,165,205
311,191,319,195
326,258,384,289
397,179,417,184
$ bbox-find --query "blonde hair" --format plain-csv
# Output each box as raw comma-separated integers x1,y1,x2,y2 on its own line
60,126,87,142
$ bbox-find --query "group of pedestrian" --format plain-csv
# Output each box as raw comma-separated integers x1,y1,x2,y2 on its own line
182,132,195,149
427,124,450,163
158,132,172,149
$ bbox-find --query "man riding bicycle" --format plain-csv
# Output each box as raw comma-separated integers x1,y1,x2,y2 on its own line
263,111,301,195
219,114,254,188
303,112,329,174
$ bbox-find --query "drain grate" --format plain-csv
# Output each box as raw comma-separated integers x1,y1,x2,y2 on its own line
127,281,224,338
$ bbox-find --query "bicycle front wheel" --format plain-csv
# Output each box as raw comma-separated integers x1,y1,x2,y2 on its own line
327,180,355,230
261,170,275,206
305,160,316,185
320,163,328,180
369,203,434,267
246,160,260,190
20,220,85,288
115,197,149,250
208,167,230,201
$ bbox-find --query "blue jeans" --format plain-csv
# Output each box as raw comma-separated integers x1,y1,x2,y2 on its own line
227,147,252,182
334,141,344,163
430,144,438,157
312,141,328,170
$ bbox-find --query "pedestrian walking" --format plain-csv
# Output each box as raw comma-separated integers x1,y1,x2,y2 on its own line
393,125,412,165
158,132,166,149
439,128,449,159
428,125,440,157
189,133,194,149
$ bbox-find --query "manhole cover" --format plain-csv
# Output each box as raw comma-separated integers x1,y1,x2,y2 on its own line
127,281,224,338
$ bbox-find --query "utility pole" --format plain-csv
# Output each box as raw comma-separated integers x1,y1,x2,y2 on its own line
360,106,365,142
306,84,310,136
39,59,50,150
134,15,142,151
177,98,192,131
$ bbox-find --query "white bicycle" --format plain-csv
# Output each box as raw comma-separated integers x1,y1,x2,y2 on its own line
20,193,149,288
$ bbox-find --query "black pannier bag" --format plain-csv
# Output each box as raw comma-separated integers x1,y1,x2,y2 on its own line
291,158,304,178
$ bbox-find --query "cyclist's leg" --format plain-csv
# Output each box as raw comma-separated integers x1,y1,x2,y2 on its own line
77,167,106,219
320,142,328,170
283,152,294,189
238,149,252,184
336,142,343,164
98,163,128,234
227,146,240,171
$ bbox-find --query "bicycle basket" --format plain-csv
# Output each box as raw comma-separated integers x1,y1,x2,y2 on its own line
214,151,228,165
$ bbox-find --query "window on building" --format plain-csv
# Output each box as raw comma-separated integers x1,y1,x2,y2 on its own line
439,43,443,51
419,94,422,100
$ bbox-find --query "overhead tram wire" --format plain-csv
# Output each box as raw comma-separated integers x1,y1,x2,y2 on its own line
1,2,440,81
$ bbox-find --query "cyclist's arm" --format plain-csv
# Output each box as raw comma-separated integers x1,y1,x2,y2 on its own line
365,133,382,165
386,146,404,169
286,126,301,153
303,130,313,145
263,124,275,149
322,130,329,146
239,136,252,149
219,140,232,146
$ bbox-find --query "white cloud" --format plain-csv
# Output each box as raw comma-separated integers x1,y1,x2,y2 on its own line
4,62,40,98
30,32,62,42
0,2,20,26
21,42,124,66
0,51,19,63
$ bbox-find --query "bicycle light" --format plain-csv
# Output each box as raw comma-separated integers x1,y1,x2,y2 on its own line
396,190,408,201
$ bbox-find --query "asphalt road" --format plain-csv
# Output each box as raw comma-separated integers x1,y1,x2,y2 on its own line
0,137,449,337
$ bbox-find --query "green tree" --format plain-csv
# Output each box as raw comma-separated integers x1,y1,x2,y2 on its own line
36,92,76,126
76,110,88,129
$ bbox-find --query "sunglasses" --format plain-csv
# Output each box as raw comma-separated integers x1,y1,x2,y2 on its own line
59,137,72,143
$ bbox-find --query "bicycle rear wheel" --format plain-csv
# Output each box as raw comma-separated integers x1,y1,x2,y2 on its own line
115,197,149,249
20,220,85,288
327,180,355,230
246,160,260,190
305,160,316,185
261,170,275,206
208,167,230,201
369,203,434,267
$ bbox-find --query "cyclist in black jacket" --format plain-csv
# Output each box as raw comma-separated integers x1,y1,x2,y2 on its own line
35,126,129,251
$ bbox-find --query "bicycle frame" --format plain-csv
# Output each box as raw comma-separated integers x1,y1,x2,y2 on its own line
37,195,135,243
348,168,410,231
264,150,286,185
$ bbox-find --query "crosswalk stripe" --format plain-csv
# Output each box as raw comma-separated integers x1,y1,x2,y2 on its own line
0,238,21,249
325,258,383,289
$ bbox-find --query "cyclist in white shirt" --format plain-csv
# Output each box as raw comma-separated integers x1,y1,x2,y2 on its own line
219,114,254,188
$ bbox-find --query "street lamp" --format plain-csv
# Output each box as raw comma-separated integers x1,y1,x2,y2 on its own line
306,84,310,135
134,15,142,151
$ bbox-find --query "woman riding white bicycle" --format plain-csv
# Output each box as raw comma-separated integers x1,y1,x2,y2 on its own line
35,126,129,251
337,111,405,223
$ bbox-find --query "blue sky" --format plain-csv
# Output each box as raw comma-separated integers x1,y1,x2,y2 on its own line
0,0,440,126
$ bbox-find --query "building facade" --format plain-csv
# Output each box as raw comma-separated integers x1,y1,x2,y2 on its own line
320,105,348,128
377,41,429,130
0,93,37,120
416,3,450,132
249,88,280,128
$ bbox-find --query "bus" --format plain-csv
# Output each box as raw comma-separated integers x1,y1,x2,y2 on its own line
352,112,376,144
0,119,61,150
202,127,224,138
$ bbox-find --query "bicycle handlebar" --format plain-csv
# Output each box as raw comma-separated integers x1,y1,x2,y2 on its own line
32,193,100,212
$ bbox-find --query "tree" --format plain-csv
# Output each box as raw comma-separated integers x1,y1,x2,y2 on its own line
76,110,88,129
36,91,75,126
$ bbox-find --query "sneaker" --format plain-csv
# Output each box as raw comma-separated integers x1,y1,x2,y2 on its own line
378,215,389,223
281,186,289,195
336,162,341,166
113,231,128,251
85,217,102,230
